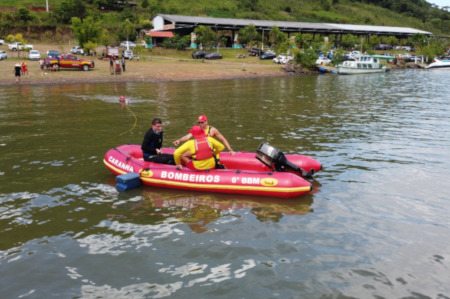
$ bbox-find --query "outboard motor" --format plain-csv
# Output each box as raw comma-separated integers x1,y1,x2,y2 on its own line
256,142,313,179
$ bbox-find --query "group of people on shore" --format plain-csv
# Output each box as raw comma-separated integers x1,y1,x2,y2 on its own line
110,56,126,74
13,61,29,83
141,115,235,171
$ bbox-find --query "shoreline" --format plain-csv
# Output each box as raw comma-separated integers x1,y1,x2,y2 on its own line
1,54,421,87
1,56,291,87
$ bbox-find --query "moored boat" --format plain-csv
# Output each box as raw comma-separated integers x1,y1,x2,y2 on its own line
104,143,322,198
338,55,389,75
425,57,450,69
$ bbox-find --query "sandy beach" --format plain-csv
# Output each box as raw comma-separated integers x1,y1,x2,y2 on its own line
2,53,290,86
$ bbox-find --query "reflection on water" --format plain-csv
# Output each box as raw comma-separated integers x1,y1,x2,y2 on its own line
1,70,450,298
108,189,314,233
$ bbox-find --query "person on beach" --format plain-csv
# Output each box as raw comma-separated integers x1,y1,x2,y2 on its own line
121,56,126,72
173,115,235,156
109,56,114,74
14,63,22,83
39,58,45,75
21,61,28,76
174,125,225,170
141,118,175,165
115,57,121,74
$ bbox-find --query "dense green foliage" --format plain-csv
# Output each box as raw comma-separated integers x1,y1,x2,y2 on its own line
0,0,448,62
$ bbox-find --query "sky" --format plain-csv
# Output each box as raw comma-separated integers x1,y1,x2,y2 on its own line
429,0,449,9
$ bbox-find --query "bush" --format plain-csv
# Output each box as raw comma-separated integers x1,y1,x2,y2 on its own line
295,48,319,69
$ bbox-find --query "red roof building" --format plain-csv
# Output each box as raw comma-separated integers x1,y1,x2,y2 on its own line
144,31,175,47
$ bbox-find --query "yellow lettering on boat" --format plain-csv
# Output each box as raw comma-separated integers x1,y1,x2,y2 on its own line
261,178,278,186
141,170,153,177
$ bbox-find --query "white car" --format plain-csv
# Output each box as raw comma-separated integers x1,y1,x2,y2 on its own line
273,54,293,64
120,41,136,48
123,49,133,60
0,39,4,45
8,42,33,51
316,56,332,65
0,50,7,60
71,46,84,55
29,50,41,60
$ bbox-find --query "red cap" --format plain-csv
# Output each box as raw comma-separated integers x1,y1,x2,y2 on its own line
189,125,204,138
197,115,207,122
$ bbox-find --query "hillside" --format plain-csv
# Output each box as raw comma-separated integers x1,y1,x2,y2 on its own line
0,0,449,36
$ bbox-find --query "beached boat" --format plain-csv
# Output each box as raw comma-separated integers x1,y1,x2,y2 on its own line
425,57,450,69
338,55,389,75
104,143,322,198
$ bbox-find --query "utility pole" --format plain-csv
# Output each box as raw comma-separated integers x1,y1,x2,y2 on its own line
46,0,49,12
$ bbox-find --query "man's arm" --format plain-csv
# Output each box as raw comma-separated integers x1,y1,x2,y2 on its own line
173,133,193,146
211,127,235,155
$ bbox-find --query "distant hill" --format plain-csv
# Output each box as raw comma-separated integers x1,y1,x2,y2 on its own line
0,0,449,35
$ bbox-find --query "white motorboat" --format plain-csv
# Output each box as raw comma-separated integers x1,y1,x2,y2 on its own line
338,55,388,75
425,57,450,69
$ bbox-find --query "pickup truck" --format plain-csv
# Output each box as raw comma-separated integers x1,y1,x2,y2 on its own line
44,54,95,71
8,42,33,51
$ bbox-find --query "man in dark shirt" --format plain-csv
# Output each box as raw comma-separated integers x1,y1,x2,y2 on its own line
141,118,175,164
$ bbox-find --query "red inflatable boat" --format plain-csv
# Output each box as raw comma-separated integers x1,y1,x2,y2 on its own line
103,143,322,198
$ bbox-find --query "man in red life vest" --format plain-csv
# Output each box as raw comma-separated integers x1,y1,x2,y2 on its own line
174,125,225,170
173,115,235,156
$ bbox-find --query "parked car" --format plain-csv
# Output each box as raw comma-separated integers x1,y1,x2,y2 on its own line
120,41,136,48
0,50,7,60
47,50,60,59
259,52,276,60
204,52,223,59
71,46,84,55
316,56,332,65
29,50,41,60
44,54,94,71
8,42,33,51
273,54,293,64
248,47,264,56
0,39,4,45
192,50,206,59
123,49,133,60
375,44,392,50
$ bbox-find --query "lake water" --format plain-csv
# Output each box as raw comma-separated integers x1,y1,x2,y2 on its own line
0,69,449,298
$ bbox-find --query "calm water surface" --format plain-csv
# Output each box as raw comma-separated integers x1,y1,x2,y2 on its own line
0,70,449,298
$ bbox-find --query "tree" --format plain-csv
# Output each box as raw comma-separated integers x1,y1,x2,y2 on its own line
269,26,288,49
295,33,307,48
84,41,98,55
121,19,136,43
71,16,101,48
341,34,359,49
53,0,86,24
237,24,261,46
408,33,428,49
194,25,216,49
142,0,149,9
15,8,34,24
140,19,152,30
295,48,319,69
162,34,190,50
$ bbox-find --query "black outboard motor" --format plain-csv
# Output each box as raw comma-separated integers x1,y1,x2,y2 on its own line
256,142,313,179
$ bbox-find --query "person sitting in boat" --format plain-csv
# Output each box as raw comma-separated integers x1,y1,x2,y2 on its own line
173,115,235,156
174,125,225,170
141,118,175,165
